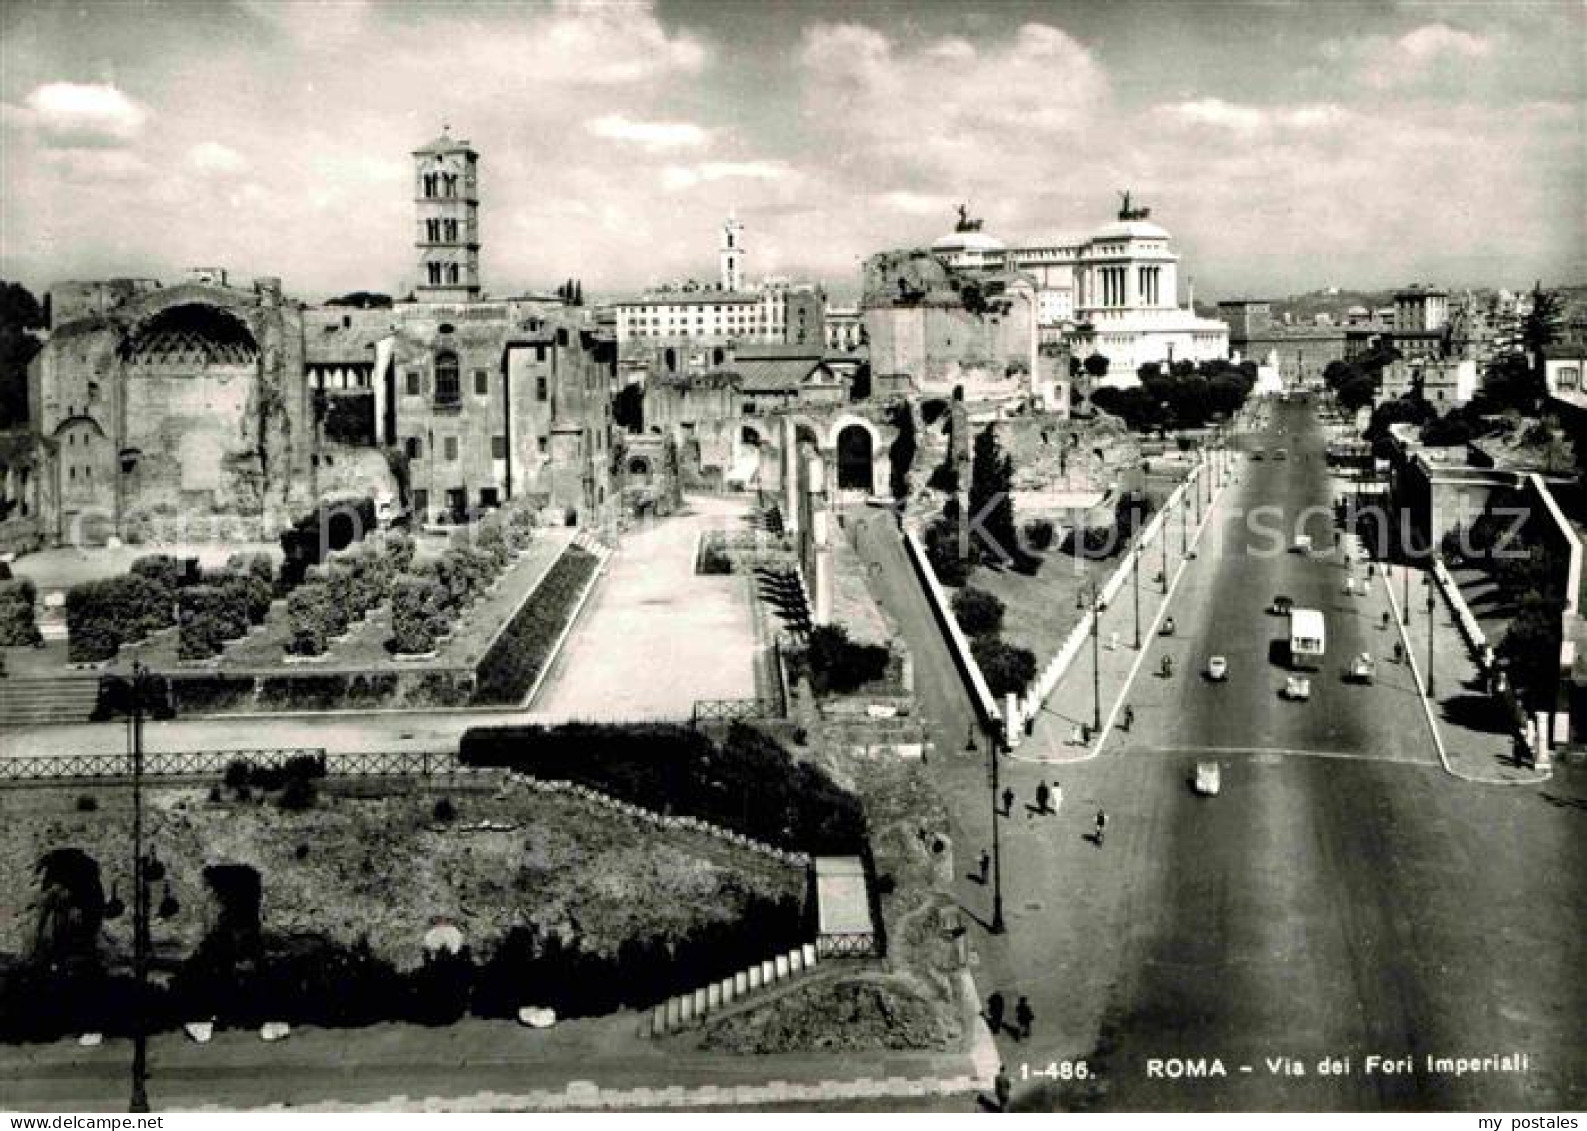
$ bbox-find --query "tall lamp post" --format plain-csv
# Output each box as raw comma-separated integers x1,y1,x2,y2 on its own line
128,661,152,1114
1132,528,1142,650
1402,559,1411,626
1425,568,1437,698
1077,581,1103,735
1159,504,1169,594
983,717,1006,935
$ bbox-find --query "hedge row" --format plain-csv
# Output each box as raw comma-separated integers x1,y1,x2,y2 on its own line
472,544,599,704
178,571,273,661
389,511,525,655
144,668,473,716
459,721,866,854
65,575,173,663
0,890,805,1043
285,536,412,657
0,579,41,647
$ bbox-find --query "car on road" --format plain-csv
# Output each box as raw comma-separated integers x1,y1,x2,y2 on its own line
1283,675,1312,701
1269,594,1295,616
1252,447,1266,460
1206,655,1229,681
1348,653,1376,684
1194,761,1221,796
1275,447,1288,460
1290,534,1313,553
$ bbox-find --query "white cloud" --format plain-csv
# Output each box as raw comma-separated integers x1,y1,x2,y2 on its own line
661,161,792,191
17,82,148,147
586,114,708,151
187,141,247,175
1355,22,1494,89
1156,99,1348,132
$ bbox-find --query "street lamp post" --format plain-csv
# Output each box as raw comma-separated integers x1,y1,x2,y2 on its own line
1402,560,1411,626
1181,486,1191,557
1079,581,1102,735
128,661,151,1114
985,720,1006,936
1160,506,1169,594
1132,532,1142,650
1425,571,1437,699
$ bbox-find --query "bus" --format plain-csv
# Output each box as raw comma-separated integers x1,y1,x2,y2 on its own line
1288,608,1326,670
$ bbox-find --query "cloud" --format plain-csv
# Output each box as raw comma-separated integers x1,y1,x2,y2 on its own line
15,82,147,147
1354,22,1494,89
187,141,247,176
586,114,708,151
661,161,792,191
1156,99,1348,132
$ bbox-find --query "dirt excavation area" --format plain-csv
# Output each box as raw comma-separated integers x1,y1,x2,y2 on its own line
0,777,804,972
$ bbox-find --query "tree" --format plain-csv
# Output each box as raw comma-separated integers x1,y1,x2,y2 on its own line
969,425,1019,565
324,292,392,309
971,636,1037,697
1083,353,1111,378
1522,281,1563,394
1483,351,1544,414
612,383,643,433
951,586,1005,638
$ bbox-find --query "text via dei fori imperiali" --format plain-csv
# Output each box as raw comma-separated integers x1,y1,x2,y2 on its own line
1130,1051,1535,1081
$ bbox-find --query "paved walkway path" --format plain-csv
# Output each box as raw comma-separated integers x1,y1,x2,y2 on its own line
1,999,998,1112
1381,562,1549,786
535,496,760,720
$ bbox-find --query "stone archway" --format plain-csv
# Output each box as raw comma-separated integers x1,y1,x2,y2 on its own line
835,423,875,492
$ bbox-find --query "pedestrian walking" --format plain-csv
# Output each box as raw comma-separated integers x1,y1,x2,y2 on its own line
1095,808,1107,845
986,992,1006,1033
1123,704,1135,731
1014,995,1035,1039
1035,780,1051,814
978,849,991,884
1053,781,1063,813
994,1064,1012,1111
1001,786,1015,817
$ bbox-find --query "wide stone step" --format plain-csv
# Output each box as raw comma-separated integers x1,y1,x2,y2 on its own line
0,677,101,726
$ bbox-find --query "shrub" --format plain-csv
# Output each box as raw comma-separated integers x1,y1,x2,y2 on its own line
951,586,1005,638
972,635,1037,698
224,759,252,791
391,574,450,655
477,521,510,569
130,554,184,593
226,552,275,586
76,794,98,812
698,541,733,575
0,578,41,647
277,776,318,811
178,610,228,661
280,495,376,588
504,507,535,551
285,582,337,656
385,531,417,574
923,518,970,587
65,575,174,662
432,798,456,822
472,546,599,704
1024,518,1056,551
804,623,890,695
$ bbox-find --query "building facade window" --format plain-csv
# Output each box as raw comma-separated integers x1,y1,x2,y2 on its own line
434,351,461,405
537,437,548,454
406,370,422,396
405,436,423,459
474,369,489,395
491,435,507,459
444,436,459,461
536,376,548,401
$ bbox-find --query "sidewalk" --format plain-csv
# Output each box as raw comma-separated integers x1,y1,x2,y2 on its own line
1381,562,1549,786
0,1006,993,1112
1014,467,1232,763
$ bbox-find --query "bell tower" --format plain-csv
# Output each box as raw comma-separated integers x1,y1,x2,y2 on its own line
719,212,744,292
413,127,481,302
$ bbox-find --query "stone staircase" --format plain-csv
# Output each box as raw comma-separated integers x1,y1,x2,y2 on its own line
0,675,100,727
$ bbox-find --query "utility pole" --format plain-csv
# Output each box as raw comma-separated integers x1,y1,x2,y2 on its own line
129,662,150,1114
1090,586,1102,734
985,720,1006,935
1132,533,1142,650
1160,508,1169,594
1425,572,1437,698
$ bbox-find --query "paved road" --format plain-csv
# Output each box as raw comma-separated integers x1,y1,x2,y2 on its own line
906,399,1586,1112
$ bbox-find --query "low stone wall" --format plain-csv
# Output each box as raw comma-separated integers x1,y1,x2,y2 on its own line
510,773,812,869
900,528,1000,727
647,941,820,1038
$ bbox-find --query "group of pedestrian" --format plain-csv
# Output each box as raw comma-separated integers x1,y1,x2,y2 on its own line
1000,780,1062,818
985,992,1036,1039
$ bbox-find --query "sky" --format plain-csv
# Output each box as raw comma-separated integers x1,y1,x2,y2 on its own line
1,0,1582,304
